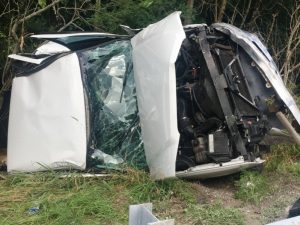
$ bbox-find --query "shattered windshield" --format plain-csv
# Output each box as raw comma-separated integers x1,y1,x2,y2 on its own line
78,40,146,169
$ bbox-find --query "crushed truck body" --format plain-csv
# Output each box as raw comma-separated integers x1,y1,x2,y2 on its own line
5,12,300,179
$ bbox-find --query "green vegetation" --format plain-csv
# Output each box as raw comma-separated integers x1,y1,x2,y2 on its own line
235,171,271,204
187,203,245,225
233,146,299,205
109,168,197,204
0,0,299,95
233,144,300,206
265,144,300,176
0,169,247,225
0,172,127,225
1,144,300,224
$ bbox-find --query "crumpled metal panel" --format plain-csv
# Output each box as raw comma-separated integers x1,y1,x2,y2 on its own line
212,23,300,125
131,12,186,179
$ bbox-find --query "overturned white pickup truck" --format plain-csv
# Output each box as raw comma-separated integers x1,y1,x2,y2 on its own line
7,12,300,179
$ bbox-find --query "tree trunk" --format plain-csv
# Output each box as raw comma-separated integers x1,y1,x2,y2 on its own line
185,0,194,25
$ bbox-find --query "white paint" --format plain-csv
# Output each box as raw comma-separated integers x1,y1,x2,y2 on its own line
7,53,87,172
35,41,70,55
31,32,118,38
131,12,186,179
8,54,49,64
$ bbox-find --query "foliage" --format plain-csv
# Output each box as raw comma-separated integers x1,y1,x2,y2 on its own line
0,172,127,224
235,171,271,204
265,144,300,175
0,168,199,224
89,0,189,33
187,203,244,225
110,168,197,204
0,0,299,93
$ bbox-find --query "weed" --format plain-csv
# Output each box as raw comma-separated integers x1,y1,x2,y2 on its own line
286,162,300,176
111,168,197,204
187,203,244,225
265,144,300,175
235,171,270,204
0,172,128,225
0,168,199,224
261,195,291,224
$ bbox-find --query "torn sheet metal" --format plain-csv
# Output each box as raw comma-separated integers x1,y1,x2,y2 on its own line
31,33,128,51
212,23,300,125
131,12,186,179
7,53,86,171
31,32,119,38
8,54,50,64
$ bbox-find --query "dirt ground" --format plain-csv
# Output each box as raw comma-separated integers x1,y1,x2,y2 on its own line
190,173,300,225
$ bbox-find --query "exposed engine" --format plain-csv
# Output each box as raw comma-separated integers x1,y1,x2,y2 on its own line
175,25,284,171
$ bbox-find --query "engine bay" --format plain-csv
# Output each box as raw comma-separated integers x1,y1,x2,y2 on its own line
175,25,284,171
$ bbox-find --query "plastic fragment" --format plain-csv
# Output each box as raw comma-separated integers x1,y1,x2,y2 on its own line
28,206,40,215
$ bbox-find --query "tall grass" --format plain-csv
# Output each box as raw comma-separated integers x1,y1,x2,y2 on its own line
265,144,300,175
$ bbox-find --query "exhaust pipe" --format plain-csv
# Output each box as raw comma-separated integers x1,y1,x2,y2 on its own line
276,111,300,146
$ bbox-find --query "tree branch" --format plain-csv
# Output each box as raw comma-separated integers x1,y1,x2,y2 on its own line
17,0,63,25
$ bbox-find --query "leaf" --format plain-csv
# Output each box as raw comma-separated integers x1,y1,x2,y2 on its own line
38,0,47,8
140,0,153,8
0,32,6,38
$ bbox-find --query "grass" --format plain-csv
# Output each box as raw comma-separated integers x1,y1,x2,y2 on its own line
187,203,245,225
0,172,128,225
1,144,300,224
265,144,300,176
234,171,271,204
0,168,247,225
233,144,300,205
261,195,292,224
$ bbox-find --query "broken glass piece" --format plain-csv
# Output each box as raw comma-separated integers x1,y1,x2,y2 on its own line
91,149,124,165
